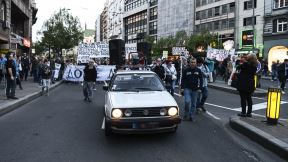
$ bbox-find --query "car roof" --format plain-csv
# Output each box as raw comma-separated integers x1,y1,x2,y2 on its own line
116,70,155,75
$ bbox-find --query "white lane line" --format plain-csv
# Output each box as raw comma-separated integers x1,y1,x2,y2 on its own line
205,103,238,111
206,111,221,120
252,96,266,100
101,118,105,129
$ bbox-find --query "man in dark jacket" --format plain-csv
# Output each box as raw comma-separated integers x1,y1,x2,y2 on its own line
278,59,288,94
21,53,30,81
41,59,51,96
153,58,165,80
83,60,97,102
181,58,203,121
5,52,18,99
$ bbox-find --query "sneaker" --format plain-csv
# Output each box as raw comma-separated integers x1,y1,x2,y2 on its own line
237,113,246,117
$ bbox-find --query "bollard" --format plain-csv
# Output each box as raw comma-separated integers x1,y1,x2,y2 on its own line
266,88,282,125
254,75,257,89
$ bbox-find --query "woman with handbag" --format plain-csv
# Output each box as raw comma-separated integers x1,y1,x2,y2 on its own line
165,60,177,96
236,54,257,117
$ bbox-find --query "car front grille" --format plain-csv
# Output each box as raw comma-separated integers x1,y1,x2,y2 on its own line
123,108,168,117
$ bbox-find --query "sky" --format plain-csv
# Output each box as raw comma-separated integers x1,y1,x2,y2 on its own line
32,0,106,42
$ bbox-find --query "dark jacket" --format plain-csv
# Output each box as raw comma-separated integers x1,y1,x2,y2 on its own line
41,65,51,79
236,62,257,93
153,65,165,80
277,63,287,81
84,65,97,82
181,66,203,91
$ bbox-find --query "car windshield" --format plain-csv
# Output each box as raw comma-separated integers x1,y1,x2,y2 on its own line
111,73,165,92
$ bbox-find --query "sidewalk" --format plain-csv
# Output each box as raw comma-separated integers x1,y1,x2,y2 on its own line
208,80,267,97
0,77,62,116
230,116,288,160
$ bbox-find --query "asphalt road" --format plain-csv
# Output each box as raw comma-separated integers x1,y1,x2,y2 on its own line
0,83,285,162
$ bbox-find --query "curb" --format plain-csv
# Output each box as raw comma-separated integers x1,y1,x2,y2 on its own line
230,116,288,160
208,84,267,97
0,81,63,116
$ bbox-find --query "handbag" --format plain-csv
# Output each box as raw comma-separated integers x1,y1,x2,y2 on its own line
230,72,239,88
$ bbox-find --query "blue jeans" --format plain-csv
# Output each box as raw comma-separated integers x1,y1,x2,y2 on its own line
166,80,176,96
197,86,208,108
184,88,198,119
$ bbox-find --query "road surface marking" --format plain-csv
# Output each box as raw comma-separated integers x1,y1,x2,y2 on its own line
234,101,288,111
205,103,238,111
252,97,266,100
206,111,221,120
101,118,105,129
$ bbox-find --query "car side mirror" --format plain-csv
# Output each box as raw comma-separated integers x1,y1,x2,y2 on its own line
103,85,109,91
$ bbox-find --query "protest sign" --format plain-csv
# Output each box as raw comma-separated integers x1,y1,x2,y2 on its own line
207,46,236,61
96,65,116,81
54,63,61,79
125,43,137,59
63,65,85,82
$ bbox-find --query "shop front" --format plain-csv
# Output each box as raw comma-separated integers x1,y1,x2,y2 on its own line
264,38,288,72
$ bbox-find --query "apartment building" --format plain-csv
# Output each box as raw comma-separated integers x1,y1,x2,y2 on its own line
263,0,288,68
235,0,264,57
107,0,124,40
157,0,194,38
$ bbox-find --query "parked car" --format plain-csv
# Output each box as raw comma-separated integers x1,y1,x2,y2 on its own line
103,70,181,136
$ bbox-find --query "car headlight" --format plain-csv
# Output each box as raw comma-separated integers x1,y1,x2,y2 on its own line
168,107,178,116
160,108,167,116
124,109,132,117
112,109,123,118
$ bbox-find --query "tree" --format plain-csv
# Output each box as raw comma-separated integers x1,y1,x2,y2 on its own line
38,8,83,57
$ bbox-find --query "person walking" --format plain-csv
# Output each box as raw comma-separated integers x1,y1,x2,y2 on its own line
277,59,288,94
41,59,51,96
236,54,257,117
196,57,210,112
271,61,278,81
15,56,23,90
5,52,18,99
153,58,165,80
0,54,7,84
83,60,97,102
21,53,30,81
181,58,203,121
164,60,177,96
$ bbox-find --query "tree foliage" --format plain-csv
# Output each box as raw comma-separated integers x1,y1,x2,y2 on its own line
38,8,83,56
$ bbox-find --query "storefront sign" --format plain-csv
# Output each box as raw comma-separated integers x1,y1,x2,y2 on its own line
242,30,254,46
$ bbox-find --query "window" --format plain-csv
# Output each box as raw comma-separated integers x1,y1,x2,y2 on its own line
273,18,288,32
201,10,207,19
214,21,219,30
207,22,213,30
150,7,157,21
222,5,227,14
221,20,228,29
274,0,288,9
0,2,6,21
208,8,213,18
243,16,256,26
149,21,157,35
196,0,201,7
202,0,207,5
196,12,200,20
214,6,220,16
229,2,235,13
244,0,257,10
229,18,235,28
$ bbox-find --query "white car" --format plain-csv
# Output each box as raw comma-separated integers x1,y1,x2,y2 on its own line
103,70,181,136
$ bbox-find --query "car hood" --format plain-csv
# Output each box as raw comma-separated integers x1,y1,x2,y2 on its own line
108,91,178,108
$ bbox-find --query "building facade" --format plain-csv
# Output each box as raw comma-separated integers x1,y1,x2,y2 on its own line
235,0,264,57
157,0,194,38
107,0,124,40
95,15,101,42
0,0,11,53
195,0,236,48
100,5,108,42
263,0,288,69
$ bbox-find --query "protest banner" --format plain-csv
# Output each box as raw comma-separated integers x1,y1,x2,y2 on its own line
125,43,137,59
96,65,116,81
77,42,109,63
54,63,61,79
206,46,236,61
63,65,85,82
172,47,189,56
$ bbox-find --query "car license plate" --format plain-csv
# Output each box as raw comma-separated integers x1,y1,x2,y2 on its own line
133,122,159,129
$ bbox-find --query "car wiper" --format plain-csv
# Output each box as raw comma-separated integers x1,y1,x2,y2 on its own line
113,89,139,92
